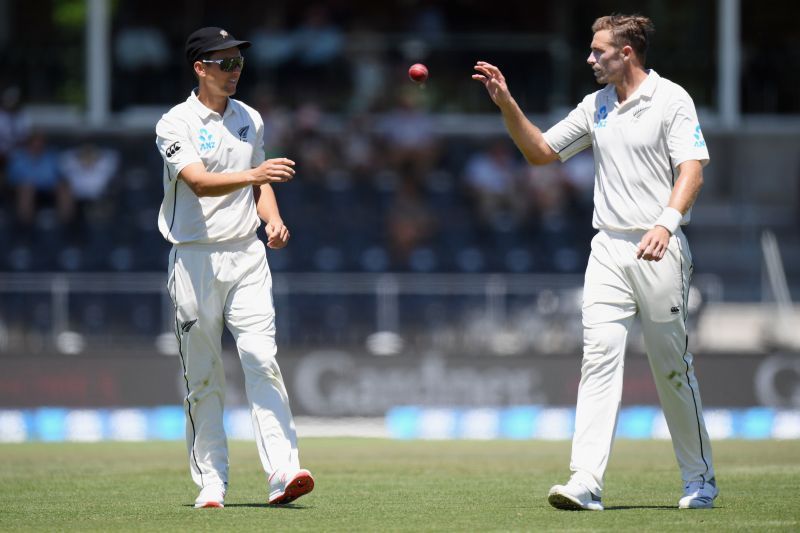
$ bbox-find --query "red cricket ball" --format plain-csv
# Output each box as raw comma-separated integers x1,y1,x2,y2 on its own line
408,63,429,84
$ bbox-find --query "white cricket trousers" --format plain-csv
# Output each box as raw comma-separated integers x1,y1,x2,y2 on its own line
569,229,715,496
167,235,299,489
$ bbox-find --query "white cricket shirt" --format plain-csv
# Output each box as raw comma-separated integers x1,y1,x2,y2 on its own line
542,70,709,232
156,90,266,244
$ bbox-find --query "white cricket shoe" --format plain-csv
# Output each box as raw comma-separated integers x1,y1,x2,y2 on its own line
268,468,315,505
678,478,718,509
548,480,604,511
194,483,226,508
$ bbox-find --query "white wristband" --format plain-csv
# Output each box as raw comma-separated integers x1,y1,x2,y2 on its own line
654,207,682,235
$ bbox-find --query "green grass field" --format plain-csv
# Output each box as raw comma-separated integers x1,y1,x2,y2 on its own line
1,438,799,532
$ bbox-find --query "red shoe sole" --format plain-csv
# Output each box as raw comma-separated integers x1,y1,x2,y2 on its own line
269,471,315,505
196,501,224,509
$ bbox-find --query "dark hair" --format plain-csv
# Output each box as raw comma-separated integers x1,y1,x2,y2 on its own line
592,14,655,63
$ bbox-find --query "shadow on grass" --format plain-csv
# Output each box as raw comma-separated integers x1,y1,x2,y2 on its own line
215,503,311,509
603,505,680,510
182,503,311,510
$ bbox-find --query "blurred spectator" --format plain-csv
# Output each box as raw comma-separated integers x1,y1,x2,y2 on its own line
560,148,596,245
0,86,31,192
249,4,346,108
518,162,590,271
292,4,344,67
114,24,171,106
561,148,595,209
386,179,437,268
461,138,525,226
250,82,292,157
291,4,347,107
289,103,337,185
59,141,121,243
520,163,572,228
6,131,70,237
115,26,170,71
345,27,388,114
248,9,295,70
407,1,447,45
339,113,379,182
377,88,440,183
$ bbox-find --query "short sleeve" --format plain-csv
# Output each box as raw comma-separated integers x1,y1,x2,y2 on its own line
155,113,202,178
542,102,593,162
664,87,710,168
251,113,266,168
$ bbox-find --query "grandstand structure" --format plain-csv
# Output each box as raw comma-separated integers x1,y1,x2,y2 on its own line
1,0,798,364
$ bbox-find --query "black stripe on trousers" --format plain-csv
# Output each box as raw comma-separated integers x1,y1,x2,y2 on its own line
679,251,710,480
171,247,204,487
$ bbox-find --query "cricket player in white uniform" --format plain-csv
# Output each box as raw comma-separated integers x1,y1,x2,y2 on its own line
155,27,314,508
474,14,717,510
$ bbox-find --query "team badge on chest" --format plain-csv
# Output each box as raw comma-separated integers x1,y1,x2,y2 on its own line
198,128,216,152
594,105,608,128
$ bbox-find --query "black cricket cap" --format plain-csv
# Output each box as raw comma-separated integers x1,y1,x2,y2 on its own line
185,27,251,66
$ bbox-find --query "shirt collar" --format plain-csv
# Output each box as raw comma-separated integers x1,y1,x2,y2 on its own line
187,89,234,119
611,69,659,108
637,69,659,99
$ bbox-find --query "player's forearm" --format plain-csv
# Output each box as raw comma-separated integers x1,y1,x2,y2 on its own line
499,98,557,165
668,161,704,215
654,161,703,234
180,166,258,197
255,184,282,224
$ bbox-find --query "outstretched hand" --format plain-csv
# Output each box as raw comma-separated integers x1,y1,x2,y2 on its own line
472,61,513,108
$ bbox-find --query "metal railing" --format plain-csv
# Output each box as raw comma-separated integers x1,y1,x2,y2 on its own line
0,272,722,357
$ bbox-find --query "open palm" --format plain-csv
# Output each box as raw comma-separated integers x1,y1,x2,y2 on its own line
472,61,512,107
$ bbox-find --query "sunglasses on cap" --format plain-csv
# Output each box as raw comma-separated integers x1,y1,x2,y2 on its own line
201,56,244,72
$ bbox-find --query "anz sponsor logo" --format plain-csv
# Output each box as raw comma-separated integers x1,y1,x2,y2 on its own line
237,125,250,141
693,124,706,148
165,141,181,158
198,128,216,152
594,105,609,128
